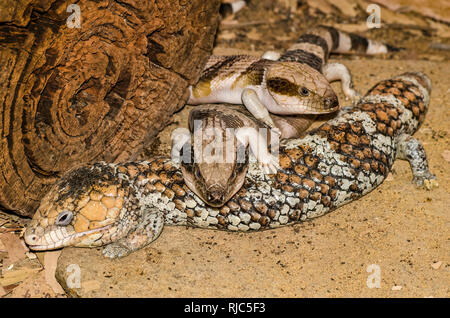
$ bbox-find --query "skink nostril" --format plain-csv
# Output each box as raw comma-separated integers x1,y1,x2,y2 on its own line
25,234,37,244
325,97,338,108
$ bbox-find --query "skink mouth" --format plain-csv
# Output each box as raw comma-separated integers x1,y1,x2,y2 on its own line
276,101,339,115
27,244,62,251
307,105,339,114
204,185,228,207
25,224,113,251
205,199,227,208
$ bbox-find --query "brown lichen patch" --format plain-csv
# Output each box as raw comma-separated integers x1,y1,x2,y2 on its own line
219,205,230,216
294,164,308,176
285,148,303,161
254,202,268,214
319,183,330,194
146,172,160,184
375,109,389,123
259,216,269,226
171,184,186,197
276,172,289,183
302,178,316,190
150,160,164,172
227,201,240,212
310,170,323,182
282,184,294,193
404,90,417,102
297,188,309,199
289,174,302,185
186,209,195,218
250,211,261,222
346,133,360,146
279,154,292,169
154,182,166,193
164,188,175,200
159,172,172,185
304,155,318,168
324,176,336,187
377,122,387,133
310,192,321,201
239,199,253,211
330,130,346,143
340,144,353,154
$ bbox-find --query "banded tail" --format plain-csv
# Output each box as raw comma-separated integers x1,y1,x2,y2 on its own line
219,0,249,19
279,26,402,72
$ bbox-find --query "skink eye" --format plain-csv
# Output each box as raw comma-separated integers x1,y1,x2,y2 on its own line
299,87,310,96
55,210,73,226
195,168,202,179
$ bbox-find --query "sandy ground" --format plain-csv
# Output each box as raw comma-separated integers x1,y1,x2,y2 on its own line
1,0,449,297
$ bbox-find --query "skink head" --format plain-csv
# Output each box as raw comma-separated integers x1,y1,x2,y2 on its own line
24,164,123,251
182,159,248,208
265,62,339,114
176,126,249,207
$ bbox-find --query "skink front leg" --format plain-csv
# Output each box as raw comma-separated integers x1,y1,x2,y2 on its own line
102,209,165,259
396,134,438,189
241,88,281,136
322,62,361,105
261,50,281,61
235,127,279,174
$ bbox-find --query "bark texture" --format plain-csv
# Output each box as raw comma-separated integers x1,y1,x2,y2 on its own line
0,0,221,216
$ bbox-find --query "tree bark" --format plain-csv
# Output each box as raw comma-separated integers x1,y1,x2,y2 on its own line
0,0,221,216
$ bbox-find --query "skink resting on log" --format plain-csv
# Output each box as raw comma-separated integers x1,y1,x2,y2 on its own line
24,72,436,259
188,25,400,138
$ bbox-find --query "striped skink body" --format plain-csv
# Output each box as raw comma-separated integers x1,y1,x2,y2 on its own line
188,25,400,139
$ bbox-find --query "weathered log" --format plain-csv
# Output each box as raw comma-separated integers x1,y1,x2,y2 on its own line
0,0,221,216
